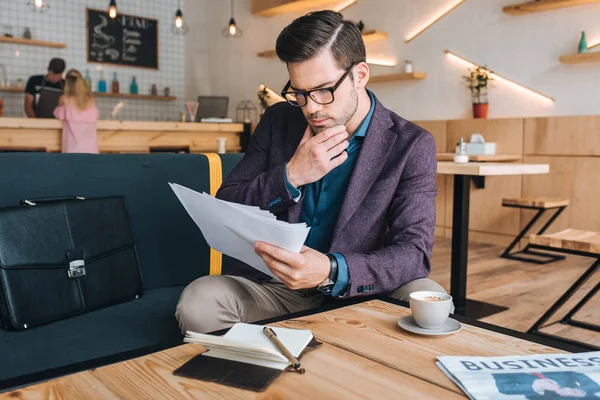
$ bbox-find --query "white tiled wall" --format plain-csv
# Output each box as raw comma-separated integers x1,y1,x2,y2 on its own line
0,0,186,121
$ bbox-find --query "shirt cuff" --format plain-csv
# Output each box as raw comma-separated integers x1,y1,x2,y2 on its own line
330,252,349,298
284,162,302,202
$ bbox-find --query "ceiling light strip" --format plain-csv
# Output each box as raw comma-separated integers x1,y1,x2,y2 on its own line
445,50,555,103
405,0,466,43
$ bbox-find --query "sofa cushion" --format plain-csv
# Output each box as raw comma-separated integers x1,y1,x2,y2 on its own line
0,154,212,290
0,286,185,390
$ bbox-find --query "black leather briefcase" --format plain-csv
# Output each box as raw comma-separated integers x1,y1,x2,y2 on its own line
0,196,143,330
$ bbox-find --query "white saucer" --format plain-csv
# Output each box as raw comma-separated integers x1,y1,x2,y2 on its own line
397,315,462,336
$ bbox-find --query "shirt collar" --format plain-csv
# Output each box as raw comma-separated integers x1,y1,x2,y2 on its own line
353,89,376,139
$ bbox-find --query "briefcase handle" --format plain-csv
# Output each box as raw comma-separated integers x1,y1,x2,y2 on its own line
20,197,86,206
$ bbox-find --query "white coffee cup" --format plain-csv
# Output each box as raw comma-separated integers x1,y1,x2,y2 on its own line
409,291,453,330
216,137,227,154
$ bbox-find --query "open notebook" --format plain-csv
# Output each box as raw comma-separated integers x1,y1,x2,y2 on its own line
173,323,317,391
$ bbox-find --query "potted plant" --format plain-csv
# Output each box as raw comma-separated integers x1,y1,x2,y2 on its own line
463,65,492,119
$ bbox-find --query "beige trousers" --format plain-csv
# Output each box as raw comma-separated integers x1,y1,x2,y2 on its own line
175,275,452,334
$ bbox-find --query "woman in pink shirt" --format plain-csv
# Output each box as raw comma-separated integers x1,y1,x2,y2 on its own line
53,69,99,153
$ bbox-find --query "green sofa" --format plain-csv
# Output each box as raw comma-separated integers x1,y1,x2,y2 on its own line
0,152,244,391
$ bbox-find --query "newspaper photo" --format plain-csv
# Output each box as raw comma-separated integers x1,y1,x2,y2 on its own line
437,351,600,400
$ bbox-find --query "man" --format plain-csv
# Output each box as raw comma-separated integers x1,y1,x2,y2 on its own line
176,11,449,334
24,58,66,118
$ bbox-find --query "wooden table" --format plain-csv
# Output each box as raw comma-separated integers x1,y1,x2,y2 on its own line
436,153,522,162
437,162,550,319
2,297,580,399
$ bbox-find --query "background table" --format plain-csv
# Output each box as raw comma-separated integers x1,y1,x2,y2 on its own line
437,162,550,319
2,298,578,399
436,153,522,162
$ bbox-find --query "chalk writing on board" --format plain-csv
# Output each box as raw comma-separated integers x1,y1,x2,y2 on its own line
87,9,158,69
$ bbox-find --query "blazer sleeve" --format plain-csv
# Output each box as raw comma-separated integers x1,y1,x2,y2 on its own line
341,132,437,298
215,105,301,213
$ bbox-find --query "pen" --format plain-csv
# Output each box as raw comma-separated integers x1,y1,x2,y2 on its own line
262,326,306,374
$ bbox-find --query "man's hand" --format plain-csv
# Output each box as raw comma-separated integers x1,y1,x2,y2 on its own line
286,124,349,188
255,241,330,290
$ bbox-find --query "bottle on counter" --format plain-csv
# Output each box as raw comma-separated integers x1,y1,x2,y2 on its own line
84,69,92,91
130,76,138,95
111,72,119,93
98,70,107,93
454,138,469,163
151,84,158,96
578,31,588,54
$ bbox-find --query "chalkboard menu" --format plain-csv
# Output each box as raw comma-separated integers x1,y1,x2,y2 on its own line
87,8,159,70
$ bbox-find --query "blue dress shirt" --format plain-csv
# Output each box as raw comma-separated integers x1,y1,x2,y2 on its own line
284,90,376,297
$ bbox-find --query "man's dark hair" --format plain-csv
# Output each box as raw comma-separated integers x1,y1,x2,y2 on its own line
48,58,66,74
275,10,366,71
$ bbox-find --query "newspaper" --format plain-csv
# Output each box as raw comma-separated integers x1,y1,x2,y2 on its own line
437,351,600,400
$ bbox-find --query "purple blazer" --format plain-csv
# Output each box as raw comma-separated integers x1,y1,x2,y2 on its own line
216,94,437,298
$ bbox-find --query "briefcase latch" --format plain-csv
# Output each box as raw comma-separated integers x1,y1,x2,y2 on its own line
68,260,86,278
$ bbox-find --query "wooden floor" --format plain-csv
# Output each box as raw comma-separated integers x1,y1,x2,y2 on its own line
429,237,600,347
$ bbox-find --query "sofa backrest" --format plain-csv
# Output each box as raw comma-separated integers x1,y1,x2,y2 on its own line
0,153,244,290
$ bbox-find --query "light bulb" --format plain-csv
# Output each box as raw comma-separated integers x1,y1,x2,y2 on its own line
35,0,43,8
109,6,117,18
229,24,236,36
175,17,183,28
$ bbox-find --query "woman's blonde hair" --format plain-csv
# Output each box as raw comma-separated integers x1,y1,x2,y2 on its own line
63,69,94,111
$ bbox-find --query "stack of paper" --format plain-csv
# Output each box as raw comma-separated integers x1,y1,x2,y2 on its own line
169,183,311,280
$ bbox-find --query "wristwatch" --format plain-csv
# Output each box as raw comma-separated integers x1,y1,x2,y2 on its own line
317,253,338,295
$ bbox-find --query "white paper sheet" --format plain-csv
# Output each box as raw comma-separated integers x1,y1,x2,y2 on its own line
170,183,311,281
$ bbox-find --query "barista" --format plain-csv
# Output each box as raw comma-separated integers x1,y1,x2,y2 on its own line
24,58,66,118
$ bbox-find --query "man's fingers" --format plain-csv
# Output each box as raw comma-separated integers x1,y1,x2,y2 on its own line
299,124,313,145
260,252,294,279
255,241,302,266
320,129,348,150
327,140,349,158
313,125,347,143
328,150,349,169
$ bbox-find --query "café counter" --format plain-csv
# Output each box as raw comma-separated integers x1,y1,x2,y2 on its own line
0,118,249,153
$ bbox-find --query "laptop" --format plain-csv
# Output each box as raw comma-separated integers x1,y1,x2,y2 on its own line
195,96,230,122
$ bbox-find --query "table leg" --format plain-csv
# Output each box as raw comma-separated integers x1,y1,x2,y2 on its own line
450,175,508,319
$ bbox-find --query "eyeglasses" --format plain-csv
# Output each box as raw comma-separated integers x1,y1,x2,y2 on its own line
281,63,356,107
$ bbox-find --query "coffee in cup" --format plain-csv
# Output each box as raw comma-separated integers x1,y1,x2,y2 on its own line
409,291,453,330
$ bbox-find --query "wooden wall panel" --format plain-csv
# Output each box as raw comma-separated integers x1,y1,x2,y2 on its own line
524,116,600,156
444,175,522,236
522,155,600,234
446,118,524,154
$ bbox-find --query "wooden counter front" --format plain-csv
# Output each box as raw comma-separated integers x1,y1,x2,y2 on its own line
0,118,246,153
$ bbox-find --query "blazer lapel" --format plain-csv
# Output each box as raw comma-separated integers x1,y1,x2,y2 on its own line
286,119,308,224
331,98,396,242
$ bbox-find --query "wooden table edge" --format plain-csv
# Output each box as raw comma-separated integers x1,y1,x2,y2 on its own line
0,296,589,394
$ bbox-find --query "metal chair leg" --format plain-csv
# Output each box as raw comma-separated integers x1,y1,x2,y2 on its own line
529,258,600,334
501,206,567,264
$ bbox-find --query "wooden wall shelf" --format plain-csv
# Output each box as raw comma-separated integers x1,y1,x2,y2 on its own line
257,49,278,58
0,86,25,93
503,0,600,15
0,36,66,49
257,29,388,59
252,0,355,17
361,30,388,40
94,92,177,101
369,72,427,83
559,52,600,64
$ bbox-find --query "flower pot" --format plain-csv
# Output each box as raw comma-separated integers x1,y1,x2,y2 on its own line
473,103,488,119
